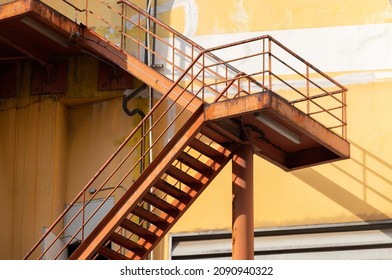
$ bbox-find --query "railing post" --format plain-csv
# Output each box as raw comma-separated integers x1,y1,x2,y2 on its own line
262,38,265,88
121,2,125,50
268,38,272,91
74,0,78,22
191,45,194,94
85,0,88,27
137,12,141,60
172,34,175,80
82,191,85,242
226,65,228,98
202,54,205,101
343,91,347,139
306,65,310,114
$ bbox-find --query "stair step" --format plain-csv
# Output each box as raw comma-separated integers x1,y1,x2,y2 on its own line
97,246,129,260
177,152,214,177
201,125,233,145
206,121,243,143
132,206,170,229
154,179,192,204
188,138,226,163
110,232,146,256
120,219,158,244
166,165,203,190
143,192,180,217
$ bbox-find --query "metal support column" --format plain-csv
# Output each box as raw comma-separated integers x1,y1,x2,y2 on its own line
232,144,254,260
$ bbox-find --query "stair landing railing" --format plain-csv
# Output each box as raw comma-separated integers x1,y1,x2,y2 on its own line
25,0,347,259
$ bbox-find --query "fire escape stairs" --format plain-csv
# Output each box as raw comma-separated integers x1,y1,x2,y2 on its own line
5,0,348,260
69,106,237,260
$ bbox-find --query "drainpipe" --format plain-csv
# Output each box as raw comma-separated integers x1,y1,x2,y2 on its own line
146,0,155,260
122,83,147,173
146,0,155,168
123,84,147,119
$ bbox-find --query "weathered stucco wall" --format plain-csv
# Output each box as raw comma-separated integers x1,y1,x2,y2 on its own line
0,55,148,259
1,0,392,260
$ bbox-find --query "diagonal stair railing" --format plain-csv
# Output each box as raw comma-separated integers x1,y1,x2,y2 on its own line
24,0,347,259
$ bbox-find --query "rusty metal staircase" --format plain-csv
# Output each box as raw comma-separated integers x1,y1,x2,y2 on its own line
15,0,349,260
68,107,237,260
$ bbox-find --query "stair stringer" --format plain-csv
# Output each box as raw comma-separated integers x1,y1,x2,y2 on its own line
69,105,235,259
133,143,237,260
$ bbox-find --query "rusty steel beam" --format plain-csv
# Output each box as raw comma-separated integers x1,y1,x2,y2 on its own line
0,0,79,35
0,26,49,65
205,91,350,171
267,94,350,160
0,0,33,21
204,91,271,122
232,144,254,260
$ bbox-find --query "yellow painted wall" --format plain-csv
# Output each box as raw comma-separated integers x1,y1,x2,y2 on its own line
195,0,392,35
157,0,392,259
0,95,68,259
0,55,149,259
0,101,16,259
65,96,148,202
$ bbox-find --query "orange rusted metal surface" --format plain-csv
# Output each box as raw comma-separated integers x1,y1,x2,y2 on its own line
0,0,81,64
232,144,254,260
205,91,350,171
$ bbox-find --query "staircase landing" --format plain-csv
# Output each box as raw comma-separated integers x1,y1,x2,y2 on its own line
204,91,349,171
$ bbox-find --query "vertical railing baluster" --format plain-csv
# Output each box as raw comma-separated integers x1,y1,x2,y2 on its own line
226,65,229,98
120,2,125,50
262,38,265,90
137,12,140,60
82,190,85,242
306,65,310,115
191,45,194,94
172,33,175,81
343,91,347,139
202,54,205,101
85,0,88,26
268,38,272,91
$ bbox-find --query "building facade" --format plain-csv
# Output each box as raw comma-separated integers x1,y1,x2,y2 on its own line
1,0,392,260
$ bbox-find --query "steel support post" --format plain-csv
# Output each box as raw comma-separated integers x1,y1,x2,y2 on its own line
232,144,254,260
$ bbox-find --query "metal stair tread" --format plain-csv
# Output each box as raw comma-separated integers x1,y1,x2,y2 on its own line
120,219,158,244
188,138,227,163
154,179,192,204
143,192,180,217
176,151,214,177
109,232,146,256
165,165,203,190
97,246,129,260
132,206,170,229
200,125,234,145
